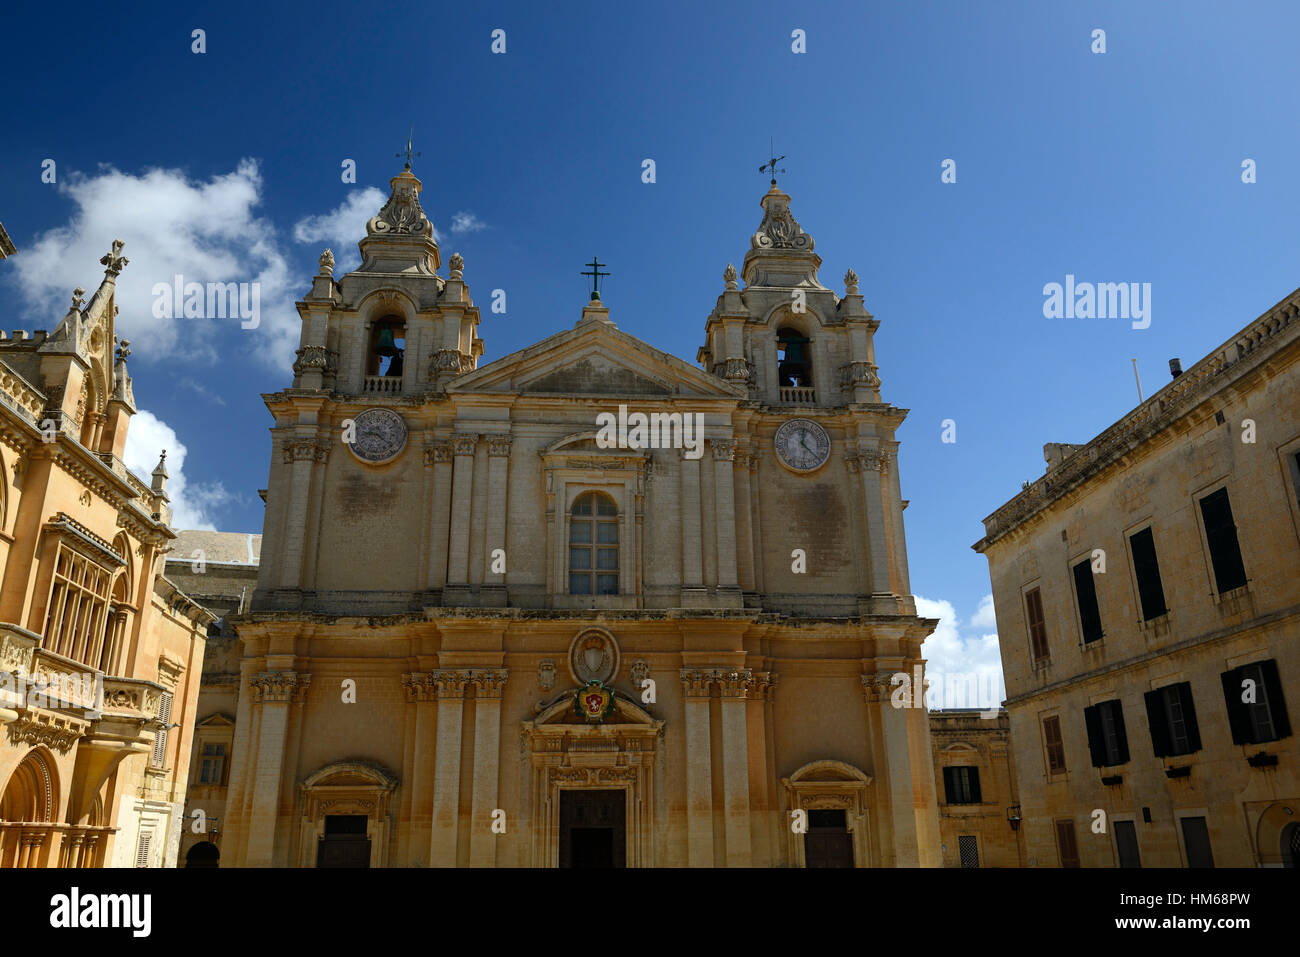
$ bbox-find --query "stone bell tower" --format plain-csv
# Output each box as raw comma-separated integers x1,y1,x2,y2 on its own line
698,183,884,409
289,163,483,396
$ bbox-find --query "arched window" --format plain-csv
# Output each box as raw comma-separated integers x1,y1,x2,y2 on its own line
367,316,405,379
776,327,812,388
569,492,618,595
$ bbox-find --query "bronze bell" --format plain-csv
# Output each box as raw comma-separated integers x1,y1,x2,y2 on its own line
375,326,400,357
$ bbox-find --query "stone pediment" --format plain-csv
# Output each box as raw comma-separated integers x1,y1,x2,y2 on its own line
447,320,745,400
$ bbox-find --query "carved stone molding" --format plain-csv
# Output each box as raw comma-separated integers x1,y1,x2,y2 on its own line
292,345,337,375
5,712,87,754
429,669,471,698
423,443,452,467
249,670,311,704
470,669,509,699
401,672,435,703
629,659,649,691
857,450,884,473
487,436,513,458
715,669,754,698
845,456,860,475
841,361,880,390
537,659,557,691
721,357,751,381
679,669,714,699
712,441,736,462
451,433,478,457
282,440,331,465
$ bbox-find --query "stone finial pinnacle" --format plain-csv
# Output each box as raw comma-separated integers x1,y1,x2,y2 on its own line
318,248,335,276
844,268,859,295
71,287,86,311
151,450,169,493
100,239,128,278
449,252,464,279
723,263,738,290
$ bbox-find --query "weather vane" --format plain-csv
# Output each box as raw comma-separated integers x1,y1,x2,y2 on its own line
397,125,421,169
759,138,786,186
580,256,610,302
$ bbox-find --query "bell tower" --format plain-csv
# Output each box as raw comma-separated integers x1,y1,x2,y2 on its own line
698,183,883,408
290,162,483,395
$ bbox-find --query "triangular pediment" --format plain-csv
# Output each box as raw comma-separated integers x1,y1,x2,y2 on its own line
447,319,744,400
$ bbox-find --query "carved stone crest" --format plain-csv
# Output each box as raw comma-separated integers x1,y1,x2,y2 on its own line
568,628,619,685
538,659,557,691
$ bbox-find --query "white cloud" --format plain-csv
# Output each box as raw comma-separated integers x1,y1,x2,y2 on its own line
291,187,387,273
122,409,232,531
970,593,997,629
916,594,1005,711
449,211,487,234
7,160,299,369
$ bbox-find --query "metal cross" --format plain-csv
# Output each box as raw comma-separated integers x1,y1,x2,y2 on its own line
397,125,421,169
580,256,609,301
759,138,786,186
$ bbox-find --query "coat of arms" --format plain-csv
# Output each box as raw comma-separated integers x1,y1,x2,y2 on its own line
573,680,616,723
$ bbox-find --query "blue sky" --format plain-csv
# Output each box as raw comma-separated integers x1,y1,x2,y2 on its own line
2,0,1297,699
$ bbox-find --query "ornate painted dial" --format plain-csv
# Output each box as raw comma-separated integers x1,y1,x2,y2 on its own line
348,408,407,464
774,418,831,473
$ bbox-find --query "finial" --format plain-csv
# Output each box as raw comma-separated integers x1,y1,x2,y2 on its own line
723,263,738,290
759,138,786,187
844,268,859,295
100,238,128,278
71,287,85,311
115,338,131,362
580,256,609,302
151,449,169,493
396,124,421,170
318,248,335,276
449,252,465,279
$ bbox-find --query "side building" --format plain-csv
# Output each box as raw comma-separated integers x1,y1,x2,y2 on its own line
0,242,213,868
974,286,1300,867
165,530,260,867
930,709,1024,867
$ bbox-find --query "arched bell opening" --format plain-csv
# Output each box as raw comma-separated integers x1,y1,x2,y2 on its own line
776,326,812,388
366,316,406,379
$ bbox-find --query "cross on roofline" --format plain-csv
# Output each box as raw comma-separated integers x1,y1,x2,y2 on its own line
397,125,421,169
580,256,609,302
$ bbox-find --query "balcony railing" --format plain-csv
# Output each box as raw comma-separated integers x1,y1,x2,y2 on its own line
362,375,402,394
779,386,816,404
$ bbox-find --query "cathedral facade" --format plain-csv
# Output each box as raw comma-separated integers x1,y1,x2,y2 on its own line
220,165,941,867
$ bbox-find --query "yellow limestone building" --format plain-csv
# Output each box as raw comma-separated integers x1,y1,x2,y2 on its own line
221,165,940,867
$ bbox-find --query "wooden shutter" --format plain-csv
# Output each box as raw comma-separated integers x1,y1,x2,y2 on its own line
1072,559,1104,643
1199,489,1247,594
135,830,152,868
1144,689,1170,757
1055,820,1080,867
942,767,957,804
1111,702,1130,764
1025,588,1049,662
1043,716,1066,772
1220,668,1253,745
1260,659,1291,740
1177,683,1202,753
152,692,173,767
1129,528,1167,620
1114,820,1141,868
967,767,982,804
1083,704,1105,767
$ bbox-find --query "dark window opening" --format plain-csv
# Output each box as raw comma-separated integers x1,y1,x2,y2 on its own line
776,327,812,388
367,317,406,378
1084,699,1130,766
1221,659,1291,745
1072,558,1104,643
1199,488,1247,594
1129,527,1167,621
942,766,982,804
1144,682,1202,757
1114,820,1141,868
1181,816,1215,868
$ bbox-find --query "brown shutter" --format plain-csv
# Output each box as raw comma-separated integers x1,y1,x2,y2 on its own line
1056,819,1080,867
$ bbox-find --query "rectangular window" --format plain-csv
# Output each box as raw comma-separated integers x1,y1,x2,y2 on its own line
42,544,112,665
1043,715,1067,773
151,692,173,769
1180,816,1215,868
942,766,982,804
1024,587,1049,663
134,830,153,868
1199,488,1248,594
1144,682,1202,757
1072,558,1104,643
1128,528,1167,621
1084,699,1130,766
1055,819,1080,868
1114,820,1141,868
958,835,980,868
198,742,227,785
1220,659,1291,745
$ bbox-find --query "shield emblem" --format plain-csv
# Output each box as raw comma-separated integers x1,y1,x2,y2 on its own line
573,680,615,723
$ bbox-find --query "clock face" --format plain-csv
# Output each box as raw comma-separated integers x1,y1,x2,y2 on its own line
348,408,407,464
774,418,831,473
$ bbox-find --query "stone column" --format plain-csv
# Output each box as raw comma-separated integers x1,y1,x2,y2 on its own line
863,672,919,867
482,438,512,601
402,673,437,865
679,452,705,605
430,670,469,866
746,671,777,865
468,669,508,866
884,446,913,599
857,451,895,606
279,441,328,590
747,453,765,594
245,671,310,866
712,442,739,597
680,669,714,866
445,435,478,594
733,449,756,593
425,444,453,591
717,670,752,866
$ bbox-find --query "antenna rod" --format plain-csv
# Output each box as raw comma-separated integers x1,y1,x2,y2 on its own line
1132,358,1144,403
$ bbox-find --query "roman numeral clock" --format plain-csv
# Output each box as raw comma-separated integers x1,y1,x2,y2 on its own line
774,418,830,473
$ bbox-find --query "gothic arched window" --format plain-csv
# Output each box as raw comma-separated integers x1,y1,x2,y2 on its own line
776,327,812,388
569,492,619,595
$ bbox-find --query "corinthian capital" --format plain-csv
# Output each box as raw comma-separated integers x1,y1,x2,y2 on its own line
249,670,311,704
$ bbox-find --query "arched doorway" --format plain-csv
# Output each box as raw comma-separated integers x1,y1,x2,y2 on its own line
185,841,221,868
